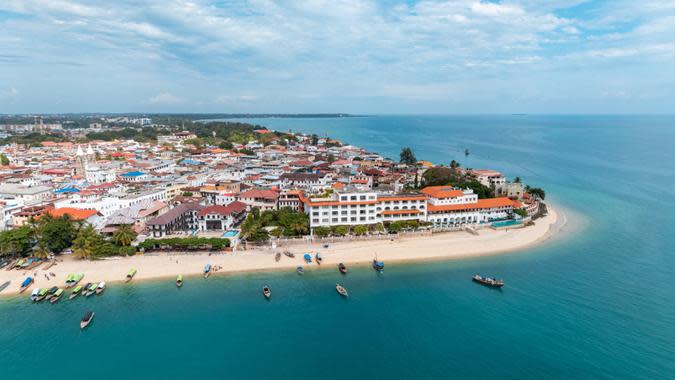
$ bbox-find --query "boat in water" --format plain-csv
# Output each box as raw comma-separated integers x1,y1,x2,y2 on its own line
80,311,95,329
19,277,33,293
49,288,64,304
84,283,97,297
303,253,312,264
275,252,281,262
338,263,347,274
204,263,211,279
296,266,304,275
95,281,106,295
44,286,59,301
125,268,137,283
283,251,295,258
372,259,384,272
262,285,271,300
69,285,83,300
176,275,183,288
30,288,41,302
315,253,323,265
336,284,348,297
472,274,504,288
0,280,10,293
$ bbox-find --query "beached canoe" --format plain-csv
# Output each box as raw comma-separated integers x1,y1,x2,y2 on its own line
204,264,211,279
80,311,95,329
176,275,183,288
44,286,59,301
372,259,384,272
19,277,33,293
126,268,137,282
0,280,10,293
303,253,312,263
69,285,83,300
338,263,347,274
50,288,64,304
95,281,106,295
84,283,97,297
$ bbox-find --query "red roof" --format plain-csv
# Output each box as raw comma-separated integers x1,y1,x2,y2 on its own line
47,208,98,220
197,201,247,217
239,189,279,200
427,197,516,212
421,186,464,198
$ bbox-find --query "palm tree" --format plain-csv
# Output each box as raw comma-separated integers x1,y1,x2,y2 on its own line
112,224,137,246
72,225,99,260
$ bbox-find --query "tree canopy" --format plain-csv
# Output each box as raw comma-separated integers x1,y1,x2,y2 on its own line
399,147,417,165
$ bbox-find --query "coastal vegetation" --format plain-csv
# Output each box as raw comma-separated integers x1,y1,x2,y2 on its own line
421,166,492,198
399,147,417,165
243,207,309,242
138,237,230,251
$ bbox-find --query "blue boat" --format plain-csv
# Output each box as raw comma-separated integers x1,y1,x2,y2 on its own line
303,253,312,263
19,277,33,293
372,259,384,272
204,263,211,279
296,266,304,275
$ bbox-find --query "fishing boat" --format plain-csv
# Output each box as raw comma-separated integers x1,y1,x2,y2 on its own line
204,263,211,279
283,250,295,258
65,274,74,286
0,280,10,293
5,258,19,271
296,266,304,275
19,276,33,293
69,285,83,300
304,253,312,264
336,283,348,297
14,258,26,269
44,286,59,301
80,311,95,329
338,263,347,274
472,274,504,288
0,259,9,269
315,253,323,265
84,283,97,297
50,288,64,304
176,275,183,288
125,268,137,282
95,281,106,295
372,258,384,272
30,288,40,302
262,285,271,300
275,252,281,262
35,288,49,302
66,273,84,288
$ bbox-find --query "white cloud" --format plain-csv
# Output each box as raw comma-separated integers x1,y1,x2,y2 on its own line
148,92,183,105
0,87,19,102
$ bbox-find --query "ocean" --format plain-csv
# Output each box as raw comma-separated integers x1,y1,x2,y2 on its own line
2,115,674,379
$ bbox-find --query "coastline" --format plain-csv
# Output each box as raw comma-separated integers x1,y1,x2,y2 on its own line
0,206,567,298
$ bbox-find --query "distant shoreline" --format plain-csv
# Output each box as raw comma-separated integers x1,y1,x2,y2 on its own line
0,206,570,299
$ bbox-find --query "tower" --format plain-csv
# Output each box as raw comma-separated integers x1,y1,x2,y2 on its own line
75,145,88,177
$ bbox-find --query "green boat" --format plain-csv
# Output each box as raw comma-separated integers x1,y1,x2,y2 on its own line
14,259,26,269
176,275,183,288
69,285,83,300
50,288,64,304
71,273,84,287
84,283,97,297
35,288,49,302
125,268,137,283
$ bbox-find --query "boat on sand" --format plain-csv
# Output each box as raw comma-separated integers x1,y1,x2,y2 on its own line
204,263,211,279
125,268,137,283
176,275,183,288
49,288,64,304
69,285,83,300
338,263,347,274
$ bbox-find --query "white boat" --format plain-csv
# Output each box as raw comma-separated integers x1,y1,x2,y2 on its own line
95,281,106,295
336,284,348,297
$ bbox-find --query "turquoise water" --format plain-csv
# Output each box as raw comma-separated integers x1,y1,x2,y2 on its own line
222,230,239,238
2,115,675,379
491,220,523,228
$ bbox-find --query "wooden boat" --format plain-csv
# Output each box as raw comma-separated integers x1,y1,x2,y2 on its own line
0,259,9,269
84,283,97,297
30,288,41,302
262,285,271,300
66,273,84,288
204,263,211,279
372,259,384,272
0,280,10,293
336,283,348,297
69,285,83,300
176,275,183,288
275,252,281,262
35,288,49,302
44,286,59,301
315,253,322,265
472,274,504,288
125,268,137,283
19,277,33,293
296,266,304,275
283,251,295,258
338,263,347,274
6,258,19,271
50,288,64,304
80,311,95,329
95,281,106,295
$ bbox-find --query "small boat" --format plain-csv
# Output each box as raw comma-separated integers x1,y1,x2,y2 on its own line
338,263,347,274
125,268,137,282
65,274,74,286
275,252,281,262
50,288,64,304
472,274,504,288
66,273,84,288
204,263,211,279
283,251,295,258
84,283,97,297
315,253,323,265
44,286,59,301
296,266,304,275
35,288,49,302
372,259,384,272
69,285,83,300
19,276,33,293
0,280,10,293
262,285,271,300
0,259,9,269
303,253,312,264
95,281,106,295
80,311,95,329
176,275,183,288
30,288,40,302
336,283,348,297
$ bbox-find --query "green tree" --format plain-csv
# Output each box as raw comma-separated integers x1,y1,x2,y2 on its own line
399,147,417,165
72,225,101,260
450,160,460,169
311,134,319,145
35,214,76,254
333,226,348,236
0,153,9,166
313,227,330,238
514,176,521,183
353,225,368,235
0,226,34,257
526,186,546,200
112,224,137,246
513,208,528,218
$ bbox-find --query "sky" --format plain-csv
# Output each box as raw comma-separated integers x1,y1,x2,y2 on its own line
1,0,674,114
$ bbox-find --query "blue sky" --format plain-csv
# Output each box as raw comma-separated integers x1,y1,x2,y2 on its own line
1,0,674,114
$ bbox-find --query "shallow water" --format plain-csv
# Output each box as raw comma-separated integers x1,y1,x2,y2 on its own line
2,115,674,379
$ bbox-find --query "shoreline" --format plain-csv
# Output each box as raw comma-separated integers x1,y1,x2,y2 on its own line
0,205,568,298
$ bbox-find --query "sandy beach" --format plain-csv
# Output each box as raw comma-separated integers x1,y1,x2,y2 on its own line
1,206,564,297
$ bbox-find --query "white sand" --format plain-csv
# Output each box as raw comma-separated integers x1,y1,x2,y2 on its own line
0,206,563,297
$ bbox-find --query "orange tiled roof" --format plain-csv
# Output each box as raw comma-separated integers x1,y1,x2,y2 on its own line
427,197,516,212
47,207,98,220
420,186,464,198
